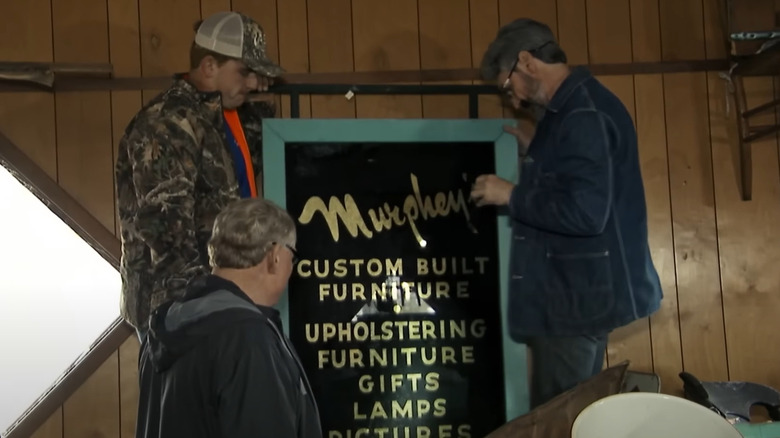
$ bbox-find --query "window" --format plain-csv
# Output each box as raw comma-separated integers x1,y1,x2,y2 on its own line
0,164,121,435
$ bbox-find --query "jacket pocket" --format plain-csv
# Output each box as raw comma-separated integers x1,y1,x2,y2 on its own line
545,250,614,323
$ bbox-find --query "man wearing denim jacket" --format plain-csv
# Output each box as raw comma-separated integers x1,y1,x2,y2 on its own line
472,18,663,409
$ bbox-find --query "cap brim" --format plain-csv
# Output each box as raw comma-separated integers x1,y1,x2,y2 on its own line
245,57,285,78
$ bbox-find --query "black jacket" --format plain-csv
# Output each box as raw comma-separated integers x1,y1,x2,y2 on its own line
136,275,322,438
506,66,662,338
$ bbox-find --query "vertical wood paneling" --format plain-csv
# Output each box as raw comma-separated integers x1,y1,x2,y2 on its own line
702,0,729,60
119,336,140,437
29,408,62,438
51,0,114,227
201,0,231,18
586,0,632,64
307,0,356,118
630,0,662,63
0,0,57,180
556,0,589,65
630,0,683,395
63,355,120,437
469,0,504,119
635,73,683,392
418,0,472,118
138,0,199,102
498,0,557,33
352,0,422,118
659,0,706,61
277,0,311,118
660,0,729,382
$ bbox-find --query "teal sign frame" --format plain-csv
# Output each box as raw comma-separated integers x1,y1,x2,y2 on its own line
262,118,528,423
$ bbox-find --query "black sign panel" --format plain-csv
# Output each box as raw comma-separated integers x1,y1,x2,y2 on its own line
285,141,505,438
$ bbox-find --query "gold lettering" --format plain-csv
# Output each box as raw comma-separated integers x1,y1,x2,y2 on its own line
417,400,431,417
417,258,429,275
356,373,438,395
425,373,440,391
371,401,387,419
298,194,373,241
333,259,348,277
392,400,413,418
462,346,475,364
358,375,373,394
442,347,456,364
298,258,402,279
367,202,406,231
366,259,383,276
298,173,472,244
433,399,446,417
306,320,485,343
352,400,448,420
456,281,469,298
353,402,366,420
297,259,312,277
415,257,490,276
328,426,470,438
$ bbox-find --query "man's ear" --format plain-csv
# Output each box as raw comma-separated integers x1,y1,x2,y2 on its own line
517,51,537,75
266,244,282,274
199,55,219,78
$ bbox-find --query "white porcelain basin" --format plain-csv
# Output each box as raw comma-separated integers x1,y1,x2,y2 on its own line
571,392,744,438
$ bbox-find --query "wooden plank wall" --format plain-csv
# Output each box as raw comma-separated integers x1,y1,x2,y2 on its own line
0,0,778,436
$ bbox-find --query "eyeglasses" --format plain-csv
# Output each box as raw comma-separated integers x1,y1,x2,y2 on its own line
271,241,299,264
284,243,299,265
501,41,554,95
501,56,520,94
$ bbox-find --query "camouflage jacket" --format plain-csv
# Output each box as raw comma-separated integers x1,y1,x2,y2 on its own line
115,75,275,331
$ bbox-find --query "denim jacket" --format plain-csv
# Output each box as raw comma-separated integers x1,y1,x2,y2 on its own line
507,67,662,338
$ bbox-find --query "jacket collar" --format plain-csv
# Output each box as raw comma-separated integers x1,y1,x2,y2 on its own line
171,73,224,124
190,274,284,330
545,66,592,113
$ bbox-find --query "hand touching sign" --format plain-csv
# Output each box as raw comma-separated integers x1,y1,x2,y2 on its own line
470,174,514,207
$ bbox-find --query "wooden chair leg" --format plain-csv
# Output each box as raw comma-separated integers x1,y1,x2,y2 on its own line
733,75,752,201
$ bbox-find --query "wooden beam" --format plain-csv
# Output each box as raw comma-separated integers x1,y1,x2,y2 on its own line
0,130,133,438
0,59,732,92
4,320,133,438
0,131,119,267
0,61,114,75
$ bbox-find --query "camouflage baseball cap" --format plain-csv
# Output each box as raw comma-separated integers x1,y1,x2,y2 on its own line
194,11,285,77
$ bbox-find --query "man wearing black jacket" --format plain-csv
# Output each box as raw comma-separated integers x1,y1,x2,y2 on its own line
135,198,322,438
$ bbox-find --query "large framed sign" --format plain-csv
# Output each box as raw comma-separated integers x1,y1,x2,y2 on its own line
263,119,528,438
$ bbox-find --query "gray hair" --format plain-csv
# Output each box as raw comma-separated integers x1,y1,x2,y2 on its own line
207,198,296,269
480,18,567,81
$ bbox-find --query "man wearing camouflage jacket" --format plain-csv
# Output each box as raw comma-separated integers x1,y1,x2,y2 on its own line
115,11,284,337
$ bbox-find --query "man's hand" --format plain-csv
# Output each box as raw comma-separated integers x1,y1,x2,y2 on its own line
503,121,535,155
470,174,514,207
257,76,274,92
247,76,276,103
